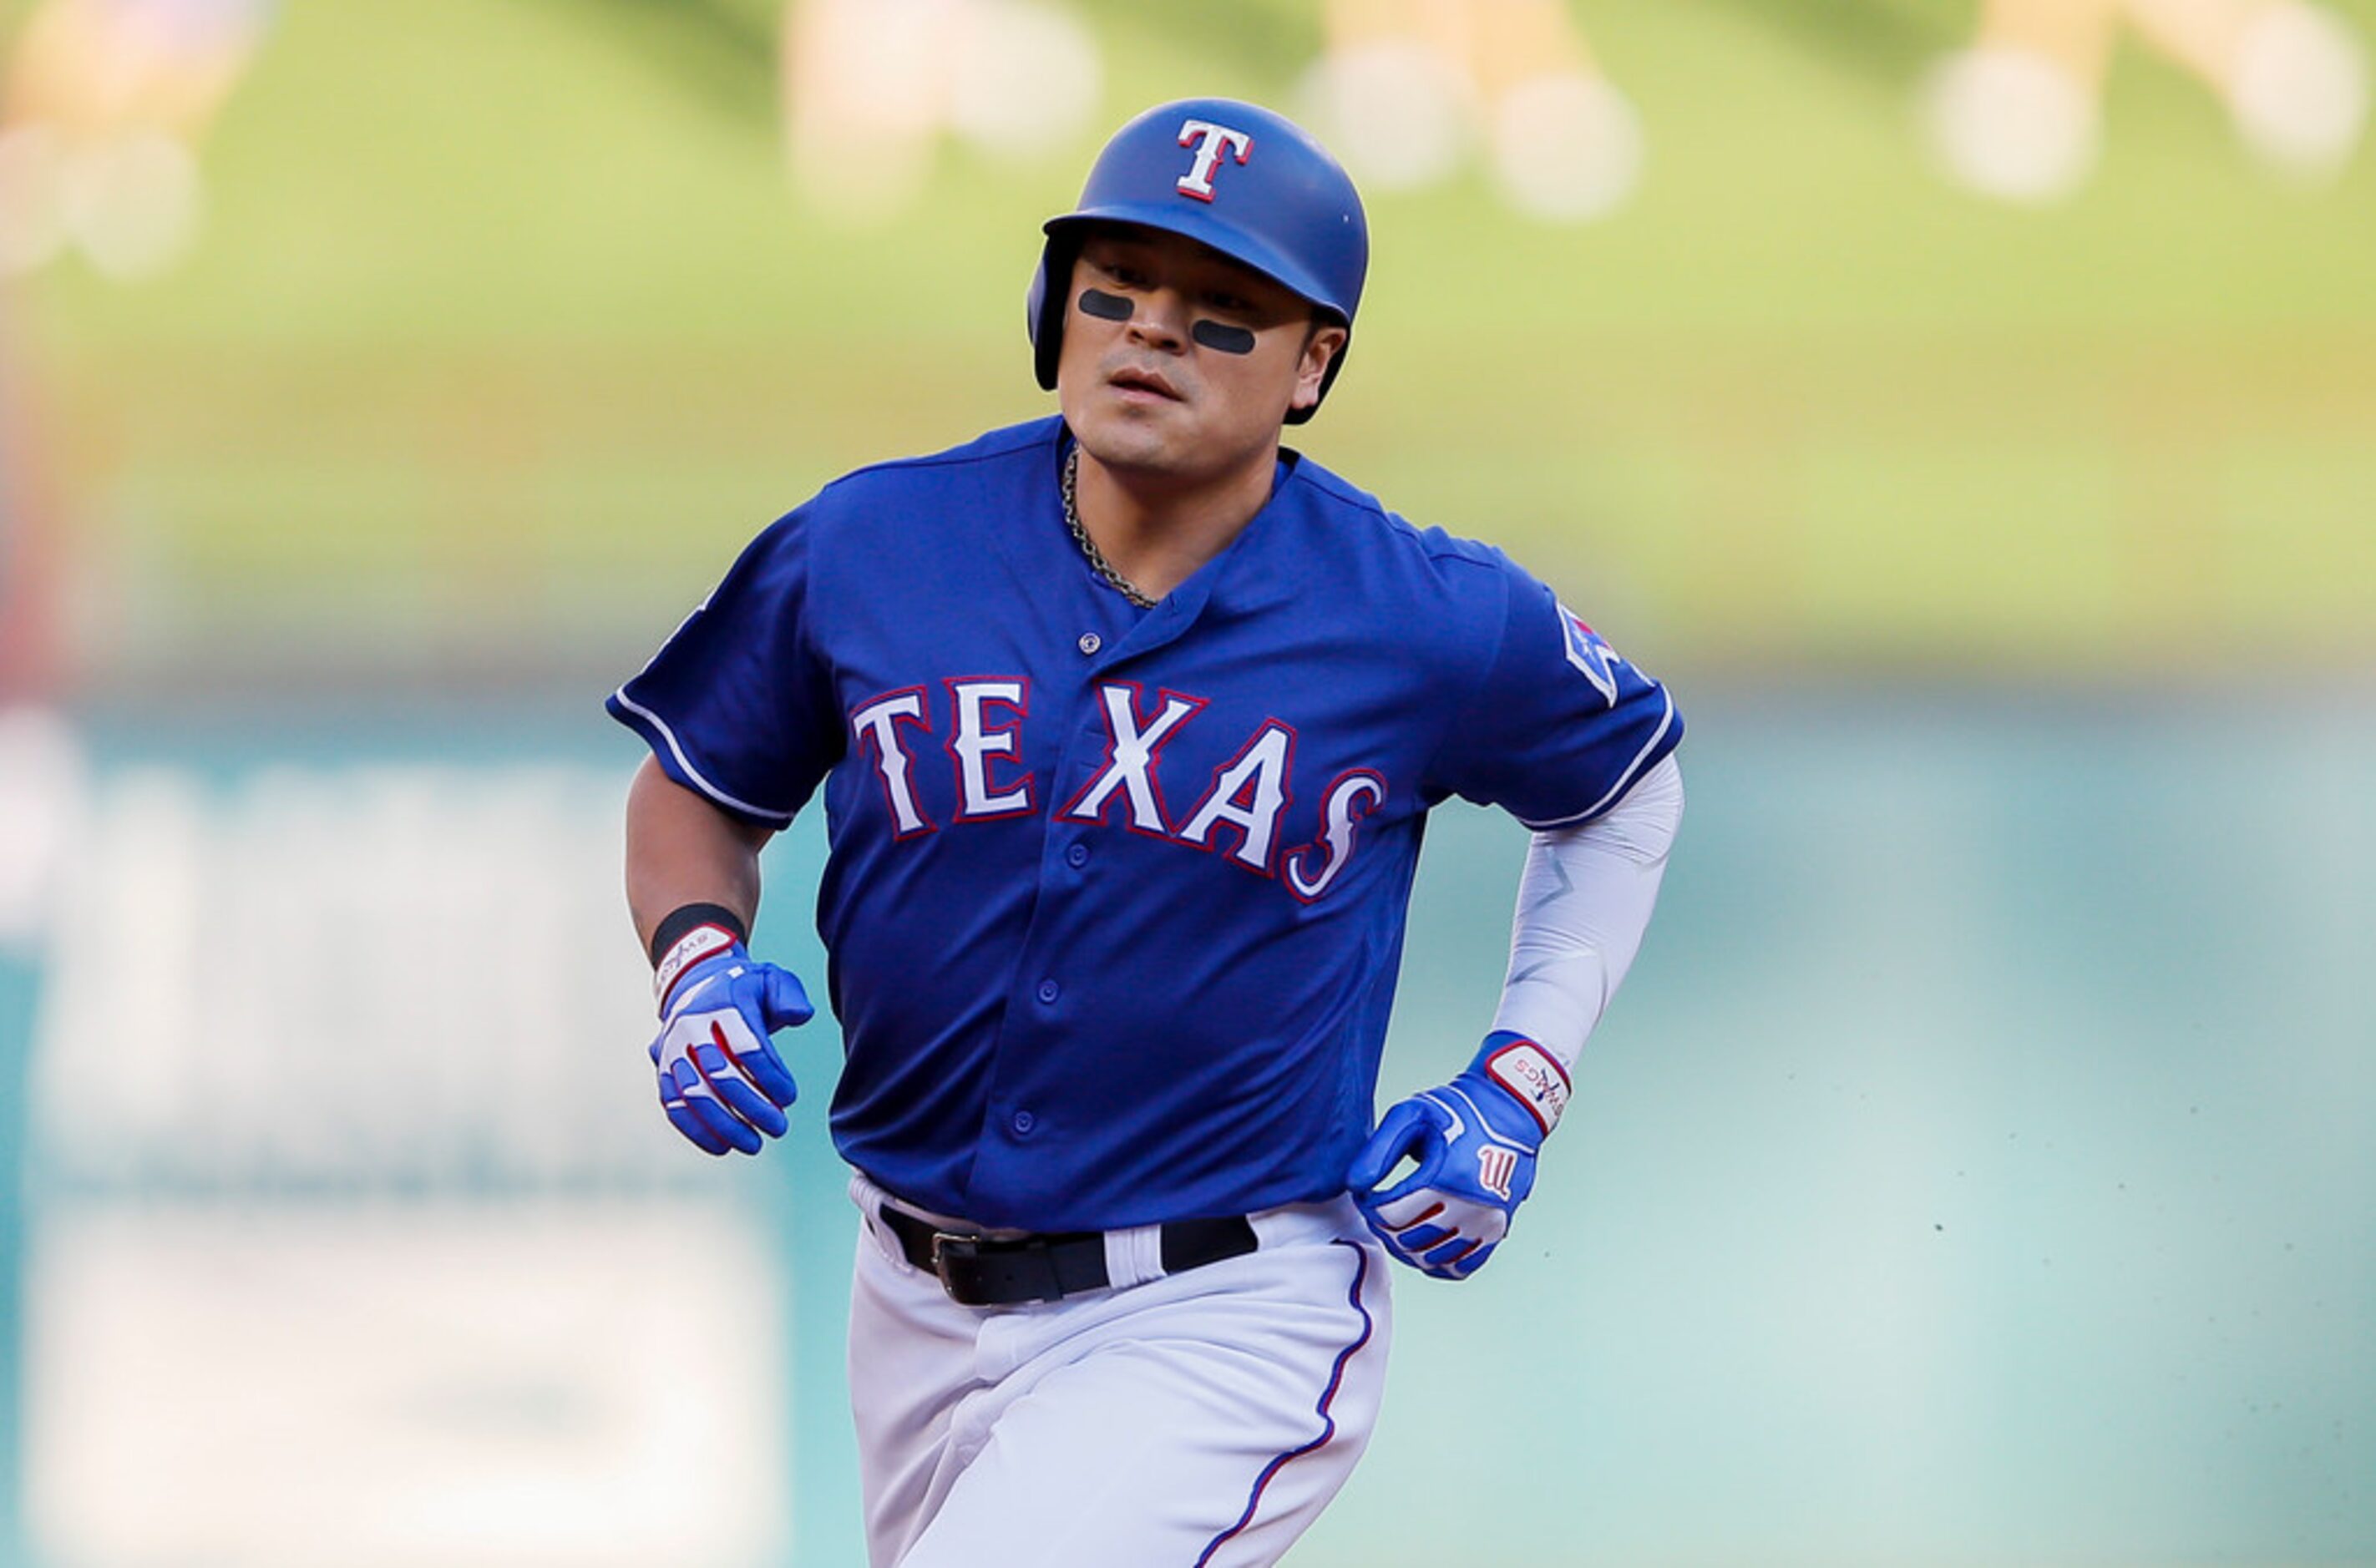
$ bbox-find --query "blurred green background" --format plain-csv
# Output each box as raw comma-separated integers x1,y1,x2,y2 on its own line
6,0,2373,687
1,0,2371,1564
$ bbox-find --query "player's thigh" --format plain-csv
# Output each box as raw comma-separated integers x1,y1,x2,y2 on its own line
847,1207,990,1565
899,1236,1392,1568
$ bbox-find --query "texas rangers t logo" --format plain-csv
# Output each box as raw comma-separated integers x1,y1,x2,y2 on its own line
1176,119,1253,201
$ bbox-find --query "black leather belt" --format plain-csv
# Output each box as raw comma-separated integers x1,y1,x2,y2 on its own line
878,1203,1258,1307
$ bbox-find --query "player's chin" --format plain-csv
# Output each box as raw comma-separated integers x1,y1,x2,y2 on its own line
1074,409,1194,473
1086,386,1195,441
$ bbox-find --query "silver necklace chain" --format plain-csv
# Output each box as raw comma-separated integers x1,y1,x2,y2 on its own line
1062,447,1158,609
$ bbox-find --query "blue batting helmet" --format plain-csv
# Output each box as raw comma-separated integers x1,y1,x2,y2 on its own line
1028,98,1369,423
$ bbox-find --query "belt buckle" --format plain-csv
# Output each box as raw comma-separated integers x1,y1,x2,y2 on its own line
926,1229,1067,1307
928,1231,975,1294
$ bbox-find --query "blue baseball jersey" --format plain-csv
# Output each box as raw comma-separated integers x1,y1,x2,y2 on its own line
610,416,1679,1230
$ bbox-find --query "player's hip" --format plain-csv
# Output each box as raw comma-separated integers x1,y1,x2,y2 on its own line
849,1166,1381,1310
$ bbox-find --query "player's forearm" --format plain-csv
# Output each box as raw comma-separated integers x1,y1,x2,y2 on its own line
624,755,774,957
1490,754,1683,1066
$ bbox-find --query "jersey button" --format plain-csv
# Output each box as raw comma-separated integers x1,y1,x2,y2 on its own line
1036,979,1061,1004
1077,632,1102,655
1011,1109,1037,1136
1066,843,1089,868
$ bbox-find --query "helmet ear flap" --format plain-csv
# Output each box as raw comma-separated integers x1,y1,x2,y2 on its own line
1027,235,1081,392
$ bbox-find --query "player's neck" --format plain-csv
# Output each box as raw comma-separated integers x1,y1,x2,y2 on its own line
1071,445,1278,604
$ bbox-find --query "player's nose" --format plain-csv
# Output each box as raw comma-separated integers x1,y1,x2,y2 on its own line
1122,286,1192,351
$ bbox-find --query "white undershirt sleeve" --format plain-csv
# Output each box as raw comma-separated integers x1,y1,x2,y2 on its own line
1488,753,1683,1072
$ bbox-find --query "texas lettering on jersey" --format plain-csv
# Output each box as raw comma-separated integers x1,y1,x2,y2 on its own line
848,676,1385,904
606,417,1684,1226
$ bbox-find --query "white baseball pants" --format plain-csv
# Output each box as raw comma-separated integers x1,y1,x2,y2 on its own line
845,1172,1394,1568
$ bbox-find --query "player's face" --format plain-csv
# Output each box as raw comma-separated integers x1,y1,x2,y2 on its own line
1056,225,1345,489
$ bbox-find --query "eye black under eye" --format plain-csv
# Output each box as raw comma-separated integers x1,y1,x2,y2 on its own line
1192,321,1257,355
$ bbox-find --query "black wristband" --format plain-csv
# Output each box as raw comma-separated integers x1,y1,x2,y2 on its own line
649,902,749,966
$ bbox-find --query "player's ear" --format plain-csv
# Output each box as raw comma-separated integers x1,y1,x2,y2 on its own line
1290,323,1348,414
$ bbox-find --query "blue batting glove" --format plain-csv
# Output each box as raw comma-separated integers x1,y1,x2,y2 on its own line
648,922,813,1157
1345,1031,1573,1279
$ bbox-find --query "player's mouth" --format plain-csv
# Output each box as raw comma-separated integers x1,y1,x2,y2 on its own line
1107,364,1184,403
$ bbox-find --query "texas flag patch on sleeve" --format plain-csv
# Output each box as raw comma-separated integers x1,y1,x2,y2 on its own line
1557,604,1622,708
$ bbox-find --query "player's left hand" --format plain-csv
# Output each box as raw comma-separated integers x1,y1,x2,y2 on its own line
648,935,813,1157
1345,1031,1572,1279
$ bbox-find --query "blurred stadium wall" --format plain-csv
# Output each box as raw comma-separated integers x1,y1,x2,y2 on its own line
0,3,2370,1565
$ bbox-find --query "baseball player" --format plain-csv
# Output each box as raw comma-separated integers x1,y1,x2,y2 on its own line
610,96,1684,1566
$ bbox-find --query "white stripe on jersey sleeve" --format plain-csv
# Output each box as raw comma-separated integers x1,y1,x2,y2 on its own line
610,688,798,825
1515,685,1676,832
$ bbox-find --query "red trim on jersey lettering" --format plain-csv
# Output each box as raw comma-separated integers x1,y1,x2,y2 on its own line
849,685,938,841
1176,717,1297,878
943,675,1036,823
1057,682,1206,840
1283,768,1387,905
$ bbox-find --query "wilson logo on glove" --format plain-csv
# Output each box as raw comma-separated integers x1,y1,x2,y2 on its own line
1477,1146,1518,1201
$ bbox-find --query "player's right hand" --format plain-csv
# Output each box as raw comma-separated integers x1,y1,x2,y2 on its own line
648,931,812,1156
